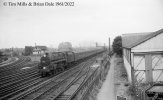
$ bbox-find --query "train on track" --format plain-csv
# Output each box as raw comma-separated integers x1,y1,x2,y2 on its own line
38,48,105,77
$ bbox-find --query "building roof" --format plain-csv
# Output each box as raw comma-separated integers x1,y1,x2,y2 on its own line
122,29,163,48
35,46,47,51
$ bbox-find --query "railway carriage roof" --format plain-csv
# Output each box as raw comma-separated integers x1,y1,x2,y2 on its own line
122,28,163,49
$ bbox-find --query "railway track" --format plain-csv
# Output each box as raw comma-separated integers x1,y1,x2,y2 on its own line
0,57,88,100
0,57,16,66
0,60,40,99
7,53,102,100
0,56,31,76
30,59,95,100
0,70,40,99
0,56,26,69
0,58,77,100
56,53,108,100
7,61,87,100
55,60,96,100
0,62,38,84
0,52,105,100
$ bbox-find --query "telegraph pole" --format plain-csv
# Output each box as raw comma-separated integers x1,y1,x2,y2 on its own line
108,37,111,54
35,43,37,48
96,42,98,47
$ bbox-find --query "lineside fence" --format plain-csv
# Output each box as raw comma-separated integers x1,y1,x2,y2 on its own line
68,54,111,100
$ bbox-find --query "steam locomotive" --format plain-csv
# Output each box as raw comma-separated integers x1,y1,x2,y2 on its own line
38,48,105,77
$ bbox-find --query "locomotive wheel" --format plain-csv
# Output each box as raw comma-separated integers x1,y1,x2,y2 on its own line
57,68,61,73
41,72,45,77
56,68,62,73
60,67,64,71
64,65,68,69
41,72,47,77
50,70,55,75
58,63,64,71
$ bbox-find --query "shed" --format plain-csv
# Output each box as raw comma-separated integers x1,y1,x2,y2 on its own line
122,29,163,84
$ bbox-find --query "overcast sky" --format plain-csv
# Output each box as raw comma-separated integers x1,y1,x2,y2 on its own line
0,0,163,48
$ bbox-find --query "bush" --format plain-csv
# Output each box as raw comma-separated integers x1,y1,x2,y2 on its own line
127,84,136,96
121,72,127,78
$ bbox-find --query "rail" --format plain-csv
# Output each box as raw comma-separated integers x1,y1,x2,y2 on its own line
68,54,110,100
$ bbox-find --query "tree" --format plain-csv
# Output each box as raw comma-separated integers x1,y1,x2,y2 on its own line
0,51,3,56
58,42,73,52
24,46,33,56
112,36,122,56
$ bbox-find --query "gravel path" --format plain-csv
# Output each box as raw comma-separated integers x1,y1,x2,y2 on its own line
97,55,115,100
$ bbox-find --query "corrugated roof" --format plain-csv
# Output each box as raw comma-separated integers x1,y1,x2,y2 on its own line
122,28,163,48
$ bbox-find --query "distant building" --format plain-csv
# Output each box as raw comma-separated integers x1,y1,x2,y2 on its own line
33,46,47,55
122,29,163,84
25,46,47,56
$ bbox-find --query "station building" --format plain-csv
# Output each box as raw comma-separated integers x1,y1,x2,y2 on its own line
122,28,163,84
